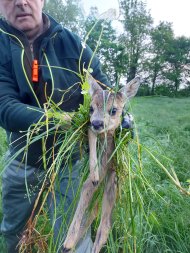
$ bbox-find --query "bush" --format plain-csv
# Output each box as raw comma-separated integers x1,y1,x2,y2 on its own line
154,84,175,97
137,83,151,96
177,87,190,97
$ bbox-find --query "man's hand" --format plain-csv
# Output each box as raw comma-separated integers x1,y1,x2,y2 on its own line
47,110,75,130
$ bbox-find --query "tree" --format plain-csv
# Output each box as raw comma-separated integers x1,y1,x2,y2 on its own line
146,22,174,94
164,36,190,92
119,0,153,81
44,0,64,22
44,0,84,35
84,7,122,84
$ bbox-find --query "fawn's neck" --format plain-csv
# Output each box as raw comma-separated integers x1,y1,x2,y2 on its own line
99,131,115,171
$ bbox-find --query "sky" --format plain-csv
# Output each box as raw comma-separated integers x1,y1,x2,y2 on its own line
82,0,190,38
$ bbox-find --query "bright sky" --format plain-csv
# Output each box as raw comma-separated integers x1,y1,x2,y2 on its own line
82,0,190,37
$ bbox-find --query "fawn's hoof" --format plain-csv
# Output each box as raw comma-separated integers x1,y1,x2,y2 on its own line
62,247,71,253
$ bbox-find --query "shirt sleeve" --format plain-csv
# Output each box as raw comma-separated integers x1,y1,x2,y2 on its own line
0,64,44,132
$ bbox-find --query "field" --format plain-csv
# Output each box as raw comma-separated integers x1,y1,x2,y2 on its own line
0,96,190,253
128,96,190,252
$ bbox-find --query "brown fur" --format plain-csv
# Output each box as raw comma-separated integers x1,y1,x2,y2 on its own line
62,76,140,253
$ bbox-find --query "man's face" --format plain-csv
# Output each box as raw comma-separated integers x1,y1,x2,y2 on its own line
0,0,44,32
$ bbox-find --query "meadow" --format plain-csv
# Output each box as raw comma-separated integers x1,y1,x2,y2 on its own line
119,96,190,253
0,96,190,253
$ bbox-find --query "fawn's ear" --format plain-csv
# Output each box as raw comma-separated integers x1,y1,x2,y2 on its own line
87,75,102,96
119,77,140,100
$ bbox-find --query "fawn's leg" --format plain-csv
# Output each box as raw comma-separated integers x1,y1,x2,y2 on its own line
92,170,117,253
88,128,100,185
63,176,99,251
62,200,99,253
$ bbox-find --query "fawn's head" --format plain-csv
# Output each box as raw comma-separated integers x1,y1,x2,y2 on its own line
88,76,140,134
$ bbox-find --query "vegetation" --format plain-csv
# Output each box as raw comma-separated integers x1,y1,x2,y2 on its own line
0,128,7,252
0,97,190,252
0,0,189,252
128,97,190,252
44,0,84,35
44,0,190,95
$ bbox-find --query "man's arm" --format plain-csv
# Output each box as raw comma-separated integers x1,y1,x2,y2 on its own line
0,65,44,132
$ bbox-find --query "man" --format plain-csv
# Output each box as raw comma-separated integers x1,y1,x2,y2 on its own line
0,0,111,252
0,0,134,252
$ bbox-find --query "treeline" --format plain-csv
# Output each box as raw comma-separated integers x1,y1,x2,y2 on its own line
44,0,190,96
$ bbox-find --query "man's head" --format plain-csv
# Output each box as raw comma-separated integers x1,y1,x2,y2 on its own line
0,0,44,38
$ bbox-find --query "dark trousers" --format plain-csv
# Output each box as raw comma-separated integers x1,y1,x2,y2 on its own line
1,158,92,253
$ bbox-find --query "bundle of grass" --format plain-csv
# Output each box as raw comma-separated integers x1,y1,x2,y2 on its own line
8,71,190,253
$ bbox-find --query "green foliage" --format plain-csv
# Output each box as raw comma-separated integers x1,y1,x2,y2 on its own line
177,86,190,97
137,83,151,96
145,22,174,95
154,84,176,97
43,0,190,94
0,128,7,252
119,0,153,81
0,97,190,252
0,128,7,173
84,7,121,84
163,36,190,92
44,0,84,35
108,96,190,252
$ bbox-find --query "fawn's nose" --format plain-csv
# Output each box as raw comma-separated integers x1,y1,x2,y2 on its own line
91,120,104,130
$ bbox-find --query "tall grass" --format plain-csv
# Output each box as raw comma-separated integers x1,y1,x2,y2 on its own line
117,96,190,253
0,128,7,252
0,96,190,253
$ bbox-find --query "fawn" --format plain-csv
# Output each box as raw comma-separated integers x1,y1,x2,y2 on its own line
62,76,140,253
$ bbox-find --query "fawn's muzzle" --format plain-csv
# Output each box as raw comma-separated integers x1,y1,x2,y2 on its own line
91,120,104,130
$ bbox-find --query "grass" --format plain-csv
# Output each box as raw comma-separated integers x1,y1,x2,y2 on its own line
0,96,190,252
0,128,7,253
126,96,190,252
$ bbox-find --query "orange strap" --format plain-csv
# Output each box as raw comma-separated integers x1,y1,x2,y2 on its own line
32,59,39,82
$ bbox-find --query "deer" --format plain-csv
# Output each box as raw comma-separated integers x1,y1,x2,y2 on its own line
62,76,140,253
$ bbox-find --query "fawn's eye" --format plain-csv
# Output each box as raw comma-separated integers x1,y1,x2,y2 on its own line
90,106,94,114
109,107,117,116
